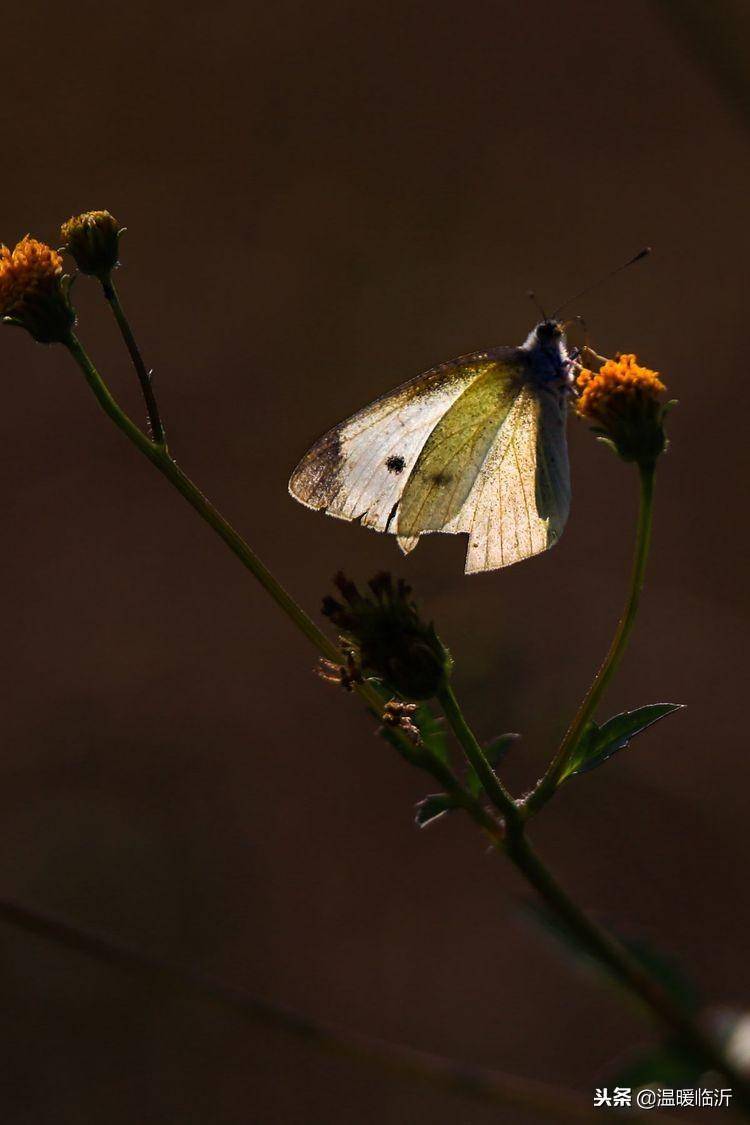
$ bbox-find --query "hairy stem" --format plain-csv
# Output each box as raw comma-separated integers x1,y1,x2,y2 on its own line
524,462,655,815
100,275,165,445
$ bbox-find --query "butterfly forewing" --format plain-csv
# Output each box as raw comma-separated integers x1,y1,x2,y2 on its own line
288,351,503,534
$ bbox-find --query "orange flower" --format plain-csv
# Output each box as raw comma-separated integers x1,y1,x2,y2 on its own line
575,353,670,466
0,236,75,344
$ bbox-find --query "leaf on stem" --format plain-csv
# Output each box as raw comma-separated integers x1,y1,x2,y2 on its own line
465,733,520,797
415,793,458,827
560,703,684,783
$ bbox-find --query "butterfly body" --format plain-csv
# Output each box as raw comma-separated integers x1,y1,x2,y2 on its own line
289,321,574,573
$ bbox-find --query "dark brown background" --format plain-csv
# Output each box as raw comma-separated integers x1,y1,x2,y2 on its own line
1,1,748,1122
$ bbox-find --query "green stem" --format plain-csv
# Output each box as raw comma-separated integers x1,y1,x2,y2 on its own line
437,684,520,828
66,333,337,661
504,832,750,1113
524,462,655,815
100,276,165,446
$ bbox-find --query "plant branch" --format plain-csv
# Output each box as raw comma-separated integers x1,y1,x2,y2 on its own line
0,896,686,1124
100,275,165,445
63,332,750,1110
523,462,656,815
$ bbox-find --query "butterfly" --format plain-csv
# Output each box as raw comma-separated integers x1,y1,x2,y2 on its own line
289,318,575,573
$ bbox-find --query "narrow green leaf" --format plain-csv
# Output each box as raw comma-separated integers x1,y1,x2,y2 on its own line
562,703,684,781
415,793,457,828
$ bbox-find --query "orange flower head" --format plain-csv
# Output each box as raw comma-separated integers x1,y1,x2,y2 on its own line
0,236,75,344
61,210,121,278
575,352,670,466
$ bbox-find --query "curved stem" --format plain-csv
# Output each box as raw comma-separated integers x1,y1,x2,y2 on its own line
524,463,655,815
101,275,165,445
66,333,337,661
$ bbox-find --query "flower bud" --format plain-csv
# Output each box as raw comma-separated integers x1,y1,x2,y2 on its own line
322,571,452,701
0,237,76,344
575,352,671,468
60,210,122,278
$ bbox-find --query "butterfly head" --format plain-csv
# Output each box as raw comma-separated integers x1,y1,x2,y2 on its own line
533,319,564,349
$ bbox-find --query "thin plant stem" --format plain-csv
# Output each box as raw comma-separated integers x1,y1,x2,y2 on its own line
100,275,165,445
66,332,337,661
0,897,685,1124
437,684,520,828
523,462,656,815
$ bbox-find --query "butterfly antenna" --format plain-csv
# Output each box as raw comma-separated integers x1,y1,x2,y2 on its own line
552,247,651,319
527,290,548,321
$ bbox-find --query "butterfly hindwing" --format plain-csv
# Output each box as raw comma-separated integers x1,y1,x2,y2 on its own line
449,384,570,573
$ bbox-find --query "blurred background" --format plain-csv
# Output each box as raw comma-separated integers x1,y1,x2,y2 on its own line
0,0,749,1121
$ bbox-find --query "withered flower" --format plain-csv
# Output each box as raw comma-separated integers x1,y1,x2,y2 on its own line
322,571,451,700
60,210,122,279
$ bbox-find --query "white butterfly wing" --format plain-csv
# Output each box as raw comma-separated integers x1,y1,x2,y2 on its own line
445,384,570,573
288,352,504,534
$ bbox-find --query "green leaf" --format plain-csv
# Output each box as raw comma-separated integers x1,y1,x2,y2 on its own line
465,733,519,797
415,793,457,828
561,703,684,782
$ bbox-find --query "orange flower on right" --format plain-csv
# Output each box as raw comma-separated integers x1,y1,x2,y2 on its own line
575,353,670,467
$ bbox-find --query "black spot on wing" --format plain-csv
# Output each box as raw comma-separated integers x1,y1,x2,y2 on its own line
386,454,405,474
